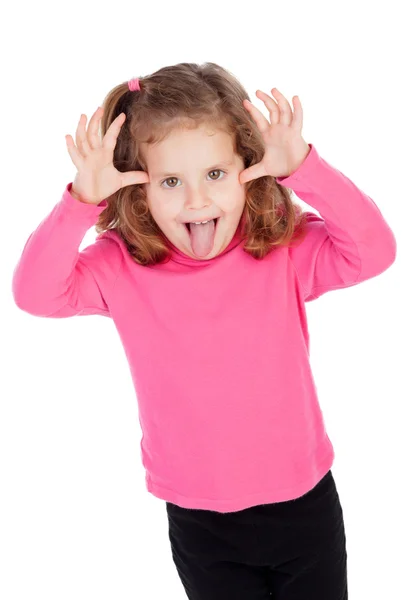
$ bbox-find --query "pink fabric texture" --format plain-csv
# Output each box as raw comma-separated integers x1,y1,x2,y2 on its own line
12,143,396,512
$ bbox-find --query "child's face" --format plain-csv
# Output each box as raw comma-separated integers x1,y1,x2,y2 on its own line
141,124,246,259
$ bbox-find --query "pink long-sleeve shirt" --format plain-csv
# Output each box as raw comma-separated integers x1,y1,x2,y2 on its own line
12,143,396,512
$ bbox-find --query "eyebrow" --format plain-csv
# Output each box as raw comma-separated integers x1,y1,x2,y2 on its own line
151,161,234,179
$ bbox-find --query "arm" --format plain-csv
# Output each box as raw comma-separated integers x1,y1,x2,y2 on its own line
276,144,397,301
12,182,120,317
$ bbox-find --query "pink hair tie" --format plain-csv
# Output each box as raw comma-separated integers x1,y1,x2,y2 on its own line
128,77,141,92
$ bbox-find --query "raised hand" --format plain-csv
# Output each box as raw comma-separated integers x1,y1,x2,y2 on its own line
239,88,311,184
65,107,150,205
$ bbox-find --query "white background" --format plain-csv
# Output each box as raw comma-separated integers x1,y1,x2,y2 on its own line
2,0,409,598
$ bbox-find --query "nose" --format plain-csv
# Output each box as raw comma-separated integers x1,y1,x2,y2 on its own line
185,187,212,211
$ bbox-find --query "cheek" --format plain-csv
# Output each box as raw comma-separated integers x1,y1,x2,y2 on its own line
219,189,246,214
146,195,175,223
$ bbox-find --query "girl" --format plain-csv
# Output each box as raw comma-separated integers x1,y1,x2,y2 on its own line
12,62,396,599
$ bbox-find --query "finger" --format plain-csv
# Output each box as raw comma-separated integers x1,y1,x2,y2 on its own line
243,98,271,134
270,88,292,126
291,96,303,132
239,162,267,185
121,170,151,188
87,106,104,150
102,112,126,152
65,134,84,170
255,89,280,126
75,114,92,157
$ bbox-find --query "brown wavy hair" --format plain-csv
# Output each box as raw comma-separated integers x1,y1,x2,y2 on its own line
96,62,308,266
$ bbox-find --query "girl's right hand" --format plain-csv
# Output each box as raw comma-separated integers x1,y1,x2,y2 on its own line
65,107,150,205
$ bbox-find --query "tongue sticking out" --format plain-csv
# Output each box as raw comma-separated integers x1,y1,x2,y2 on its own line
188,220,216,257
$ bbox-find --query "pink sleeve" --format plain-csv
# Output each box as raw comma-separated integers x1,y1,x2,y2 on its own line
12,183,121,317
276,144,397,301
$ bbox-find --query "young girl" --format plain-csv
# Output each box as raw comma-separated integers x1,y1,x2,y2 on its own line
12,62,396,599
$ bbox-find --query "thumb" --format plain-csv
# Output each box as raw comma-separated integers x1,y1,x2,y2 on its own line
239,162,266,185
121,170,150,188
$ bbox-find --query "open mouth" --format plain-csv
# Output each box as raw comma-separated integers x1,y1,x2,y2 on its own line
184,218,218,232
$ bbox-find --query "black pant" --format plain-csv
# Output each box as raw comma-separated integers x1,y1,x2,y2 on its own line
166,469,348,599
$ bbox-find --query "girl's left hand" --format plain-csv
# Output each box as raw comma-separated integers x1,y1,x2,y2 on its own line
239,88,311,184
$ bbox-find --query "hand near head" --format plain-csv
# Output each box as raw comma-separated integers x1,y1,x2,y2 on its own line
65,107,150,205
239,88,310,184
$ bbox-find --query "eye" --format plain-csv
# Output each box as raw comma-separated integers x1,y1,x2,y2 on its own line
160,169,226,189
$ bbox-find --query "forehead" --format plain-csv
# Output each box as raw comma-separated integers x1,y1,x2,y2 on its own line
142,124,235,170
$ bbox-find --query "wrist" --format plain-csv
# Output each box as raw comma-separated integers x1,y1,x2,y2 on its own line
70,185,93,204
